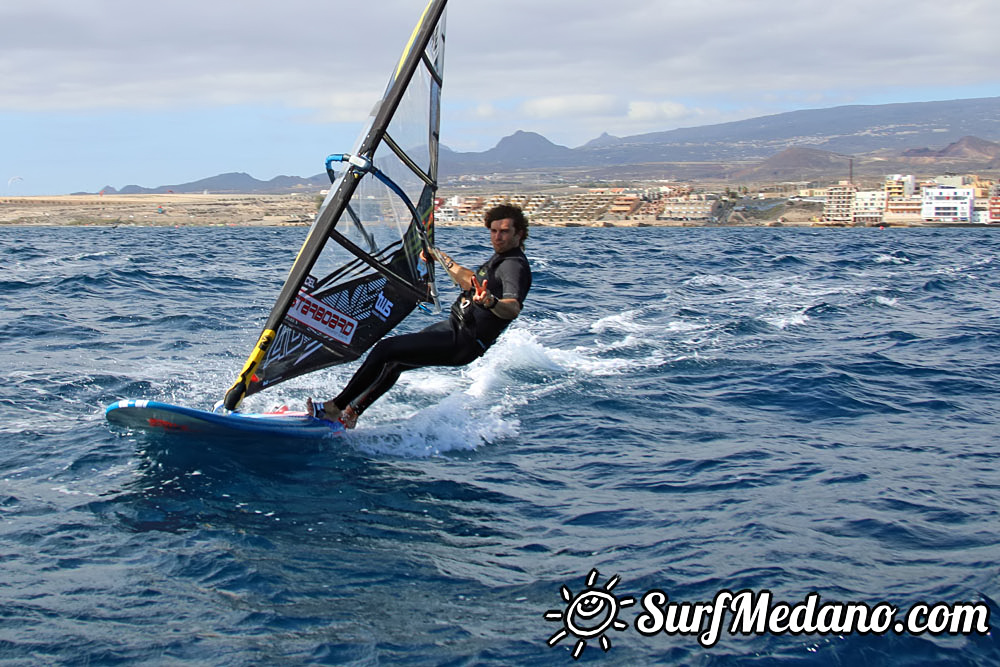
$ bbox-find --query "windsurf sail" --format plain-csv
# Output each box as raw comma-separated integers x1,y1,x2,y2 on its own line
223,0,447,410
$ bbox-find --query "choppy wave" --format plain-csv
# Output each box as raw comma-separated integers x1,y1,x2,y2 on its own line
2,226,1000,664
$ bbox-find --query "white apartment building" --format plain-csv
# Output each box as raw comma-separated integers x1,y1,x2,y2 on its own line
935,175,974,188
853,190,886,225
972,202,991,224
823,181,857,224
921,187,974,223
436,206,460,222
658,195,719,221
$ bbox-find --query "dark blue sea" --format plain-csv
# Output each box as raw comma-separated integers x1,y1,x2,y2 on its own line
2,224,999,665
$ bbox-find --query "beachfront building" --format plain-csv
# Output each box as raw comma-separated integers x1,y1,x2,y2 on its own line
658,194,720,222
542,191,618,224
989,196,1000,223
884,174,916,199
972,200,992,224
521,195,552,218
439,195,485,220
823,181,857,224
797,187,829,198
759,181,814,196
884,197,922,225
882,174,919,225
933,174,991,199
658,184,693,197
935,175,973,188
630,198,664,222
605,194,641,220
853,190,886,225
436,205,460,222
921,186,974,223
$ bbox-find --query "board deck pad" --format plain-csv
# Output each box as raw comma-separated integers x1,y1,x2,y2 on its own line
105,399,344,438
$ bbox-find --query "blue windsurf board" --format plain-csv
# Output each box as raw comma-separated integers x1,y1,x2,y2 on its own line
105,399,344,438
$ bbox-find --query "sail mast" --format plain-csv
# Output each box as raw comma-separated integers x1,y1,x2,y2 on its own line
223,0,448,411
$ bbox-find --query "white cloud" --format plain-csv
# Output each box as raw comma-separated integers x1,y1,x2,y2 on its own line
3,0,998,122
445,0,999,147
2,0,999,191
519,94,622,119
626,101,691,123
0,0,422,111
474,103,499,119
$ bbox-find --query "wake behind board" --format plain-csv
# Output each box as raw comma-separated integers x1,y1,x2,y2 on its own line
105,399,344,438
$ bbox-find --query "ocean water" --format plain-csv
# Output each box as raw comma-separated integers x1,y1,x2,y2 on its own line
1,224,999,665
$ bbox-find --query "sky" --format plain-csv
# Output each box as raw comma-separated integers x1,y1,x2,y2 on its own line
2,0,998,195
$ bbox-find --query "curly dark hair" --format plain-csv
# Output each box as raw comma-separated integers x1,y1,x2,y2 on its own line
483,203,529,248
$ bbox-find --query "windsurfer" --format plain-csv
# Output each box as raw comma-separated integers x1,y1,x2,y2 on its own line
307,204,532,428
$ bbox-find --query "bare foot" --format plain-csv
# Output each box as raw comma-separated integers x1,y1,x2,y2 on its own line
339,405,359,429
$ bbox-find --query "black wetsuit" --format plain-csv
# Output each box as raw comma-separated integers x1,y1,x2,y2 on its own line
331,247,531,415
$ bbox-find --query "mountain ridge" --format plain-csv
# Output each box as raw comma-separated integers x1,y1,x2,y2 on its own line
87,96,1000,194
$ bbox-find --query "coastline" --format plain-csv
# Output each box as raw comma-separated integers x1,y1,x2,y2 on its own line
0,193,316,228
2,193,996,229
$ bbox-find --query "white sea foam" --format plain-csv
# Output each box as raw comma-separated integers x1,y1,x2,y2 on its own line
874,295,898,307
765,311,810,330
686,274,749,287
398,369,463,396
875,253,909,264
590,309,656,334
604,334,644,350
338,320,681,456
301,328,549,456
50,485,98,497
509,332,668,377
352,392,517,458
210,310,675,457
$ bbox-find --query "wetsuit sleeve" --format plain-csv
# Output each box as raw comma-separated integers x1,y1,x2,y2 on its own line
495,257,531,304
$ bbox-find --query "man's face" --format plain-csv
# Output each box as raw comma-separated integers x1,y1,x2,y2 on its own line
489,217,522,254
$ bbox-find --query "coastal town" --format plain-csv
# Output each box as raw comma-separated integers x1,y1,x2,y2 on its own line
1,171,998,228
436,172,1000,227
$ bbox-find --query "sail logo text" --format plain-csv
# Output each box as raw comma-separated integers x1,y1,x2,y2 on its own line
374,292,393,320
289,293,357,345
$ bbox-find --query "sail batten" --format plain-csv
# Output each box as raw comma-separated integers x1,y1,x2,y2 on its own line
223,0,447,410
383,133,435,187
421,53,444,86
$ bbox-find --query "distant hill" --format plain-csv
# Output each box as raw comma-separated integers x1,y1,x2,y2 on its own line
440,97,1000,175
581,132,624,149
95,172,327,196
731,147,857,181
731,137,1000,183
902,136,1000,160
441,130,577,172
92,96,1000,193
